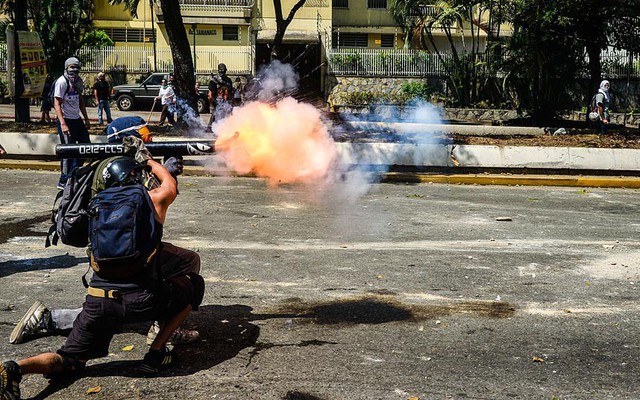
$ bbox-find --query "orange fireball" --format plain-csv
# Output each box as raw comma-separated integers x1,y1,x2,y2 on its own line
214,97,337,185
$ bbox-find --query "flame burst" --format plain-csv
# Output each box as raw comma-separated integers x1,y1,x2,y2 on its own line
214,97,337,185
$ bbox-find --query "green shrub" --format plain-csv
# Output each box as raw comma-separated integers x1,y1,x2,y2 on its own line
401,81,433,100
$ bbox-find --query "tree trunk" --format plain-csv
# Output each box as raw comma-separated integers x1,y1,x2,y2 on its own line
271,0,307,60
159,0,198,120
586,42,602,93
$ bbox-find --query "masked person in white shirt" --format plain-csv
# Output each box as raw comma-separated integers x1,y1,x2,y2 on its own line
54,57,91,190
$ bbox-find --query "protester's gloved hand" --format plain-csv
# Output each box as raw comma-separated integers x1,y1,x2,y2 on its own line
122,136,152,164
163,156,184,178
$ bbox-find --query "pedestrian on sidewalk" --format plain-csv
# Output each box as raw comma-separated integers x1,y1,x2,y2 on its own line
93,72,113,125
54,57,91,190
39,74,53,124
594,80,611,135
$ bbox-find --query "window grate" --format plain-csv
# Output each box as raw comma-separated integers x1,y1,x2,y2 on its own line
367,0,387,9
381,34,394,48
104,28,154,43
332,32,368,48
332,0,348,8
222,25,239,41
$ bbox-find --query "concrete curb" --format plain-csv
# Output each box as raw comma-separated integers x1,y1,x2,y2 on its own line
382,173,640,188
2,132,640,188
2,159,639,188
4,132,640,172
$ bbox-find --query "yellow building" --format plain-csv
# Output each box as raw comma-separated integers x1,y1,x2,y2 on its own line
87,0,500,91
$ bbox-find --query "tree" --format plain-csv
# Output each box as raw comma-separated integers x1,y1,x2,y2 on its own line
271,0,307,60
1,0,94,77
499,0,585,123
389,0,503,106
110,0,198,120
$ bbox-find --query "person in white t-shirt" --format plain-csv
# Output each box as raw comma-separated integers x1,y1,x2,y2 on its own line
54,57,91,190
155,78,176,126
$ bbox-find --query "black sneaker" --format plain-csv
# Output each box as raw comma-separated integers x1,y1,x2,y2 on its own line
139,347,174,376
0,360,22,400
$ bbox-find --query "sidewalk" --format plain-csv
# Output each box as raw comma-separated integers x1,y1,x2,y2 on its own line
1,103,640,188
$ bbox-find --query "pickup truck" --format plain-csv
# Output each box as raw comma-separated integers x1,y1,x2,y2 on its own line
111,73,209,114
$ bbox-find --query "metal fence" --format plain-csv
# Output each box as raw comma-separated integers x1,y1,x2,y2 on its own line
76,45,253,75
0,43,7,72
327,47,640,79
327,48,453,76
1,42,638,79
599,50,640,79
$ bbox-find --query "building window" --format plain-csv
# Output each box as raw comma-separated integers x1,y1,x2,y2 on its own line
332,0,348,8
104,28,154,43
367,0,387,9
381,34,394,48
332,32,368,48
223,26,239,41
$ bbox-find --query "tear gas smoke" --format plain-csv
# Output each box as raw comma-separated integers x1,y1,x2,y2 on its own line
173,97,208,135
339,98,446,167
245,60,299,103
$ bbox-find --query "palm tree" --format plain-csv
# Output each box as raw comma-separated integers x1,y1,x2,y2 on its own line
389,0,496,106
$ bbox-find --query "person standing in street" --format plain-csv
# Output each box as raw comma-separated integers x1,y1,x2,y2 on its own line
207,63,233,127
93,72,113,126
156,78,176,126
594,80,611,135
54,57,91,190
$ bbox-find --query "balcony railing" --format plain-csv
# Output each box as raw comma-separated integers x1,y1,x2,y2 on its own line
155,0,254,14
77,45,253,75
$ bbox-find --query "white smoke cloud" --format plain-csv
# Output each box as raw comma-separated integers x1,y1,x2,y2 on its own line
251,60,300,102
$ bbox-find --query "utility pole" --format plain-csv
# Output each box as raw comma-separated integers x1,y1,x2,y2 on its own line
14,0,30,122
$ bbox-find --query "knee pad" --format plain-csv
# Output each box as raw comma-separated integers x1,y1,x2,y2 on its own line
187,272,205,310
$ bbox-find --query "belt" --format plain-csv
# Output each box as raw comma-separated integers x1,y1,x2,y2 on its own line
87,287,120,299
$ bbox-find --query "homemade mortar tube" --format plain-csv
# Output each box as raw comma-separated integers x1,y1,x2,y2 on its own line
55,140,216,159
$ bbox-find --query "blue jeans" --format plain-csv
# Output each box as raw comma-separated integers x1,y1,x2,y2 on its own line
598,120,607,135
97,99,112,124
57,118,90,187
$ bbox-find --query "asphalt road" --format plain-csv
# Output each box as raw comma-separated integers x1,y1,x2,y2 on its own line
1,169,639,399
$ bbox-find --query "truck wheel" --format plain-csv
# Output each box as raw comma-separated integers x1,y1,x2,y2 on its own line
117,95,134,111
197,97,207,114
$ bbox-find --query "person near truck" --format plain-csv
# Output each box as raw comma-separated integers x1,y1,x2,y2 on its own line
207,63,233,126
156,78,176,126
54,57,91,190
93,72,113,126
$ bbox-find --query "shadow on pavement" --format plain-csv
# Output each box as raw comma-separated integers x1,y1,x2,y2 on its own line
31,304,260,399
0,254,87,278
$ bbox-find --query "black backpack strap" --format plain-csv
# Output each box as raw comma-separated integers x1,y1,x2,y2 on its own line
45,190,64,248
81,264,92,288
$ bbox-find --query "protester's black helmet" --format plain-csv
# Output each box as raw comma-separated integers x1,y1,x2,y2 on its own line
103,157,149,188
217,63,227,74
